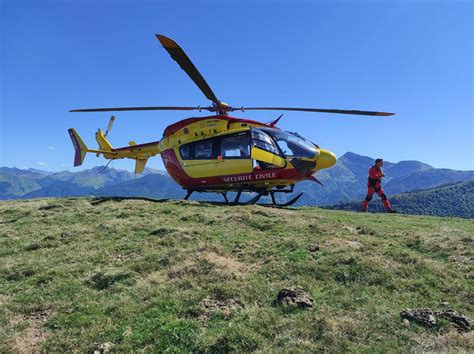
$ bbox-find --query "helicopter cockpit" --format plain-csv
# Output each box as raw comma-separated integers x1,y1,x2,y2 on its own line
256,128,318,159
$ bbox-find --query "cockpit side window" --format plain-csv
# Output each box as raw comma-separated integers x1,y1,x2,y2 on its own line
260,128,317,159
251,129,280,155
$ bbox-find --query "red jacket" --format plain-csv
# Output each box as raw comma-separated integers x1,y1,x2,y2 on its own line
368,165,383,187
369,165,383,180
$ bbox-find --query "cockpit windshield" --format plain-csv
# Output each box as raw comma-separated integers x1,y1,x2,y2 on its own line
260,128,318,159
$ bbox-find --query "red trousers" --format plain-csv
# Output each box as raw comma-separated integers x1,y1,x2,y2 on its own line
361,184,392,211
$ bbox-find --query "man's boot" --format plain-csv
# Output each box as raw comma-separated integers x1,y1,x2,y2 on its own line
382,199,393,213
361,200,369,212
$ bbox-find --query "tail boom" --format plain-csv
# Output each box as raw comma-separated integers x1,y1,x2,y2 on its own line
68,128,161,173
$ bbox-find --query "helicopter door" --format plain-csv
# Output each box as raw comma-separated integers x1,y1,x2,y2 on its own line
251,129,286,168
218,131,253,175
179,138,220,178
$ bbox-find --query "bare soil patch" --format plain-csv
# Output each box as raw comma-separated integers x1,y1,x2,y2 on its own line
10,310,54,353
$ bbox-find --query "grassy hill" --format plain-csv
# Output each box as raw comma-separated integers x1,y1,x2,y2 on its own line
0,198,472,352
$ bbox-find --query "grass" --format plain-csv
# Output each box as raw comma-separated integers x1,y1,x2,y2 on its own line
0,197,472,352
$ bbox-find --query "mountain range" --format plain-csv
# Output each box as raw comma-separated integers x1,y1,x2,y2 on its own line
1,152,473,215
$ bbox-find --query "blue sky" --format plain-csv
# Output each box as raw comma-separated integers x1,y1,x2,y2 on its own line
1,0,472,172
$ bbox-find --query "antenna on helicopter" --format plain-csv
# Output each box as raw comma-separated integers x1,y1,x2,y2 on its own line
104,115,115,137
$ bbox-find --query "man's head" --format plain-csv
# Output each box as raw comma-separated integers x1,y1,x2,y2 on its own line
375,158,383,167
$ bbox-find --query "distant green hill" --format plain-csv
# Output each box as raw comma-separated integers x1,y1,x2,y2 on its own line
326,180,474,218
0,167,140,200
385,169,474,194
0,198,472,352
0,173,41,199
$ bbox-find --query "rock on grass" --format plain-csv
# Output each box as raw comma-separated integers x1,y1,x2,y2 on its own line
275,287,314,309
400,308,472,332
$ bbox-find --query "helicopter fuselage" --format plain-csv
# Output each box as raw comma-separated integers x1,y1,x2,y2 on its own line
158,115,336,192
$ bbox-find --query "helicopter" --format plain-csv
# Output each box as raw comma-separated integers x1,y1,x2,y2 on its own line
68,34,394,206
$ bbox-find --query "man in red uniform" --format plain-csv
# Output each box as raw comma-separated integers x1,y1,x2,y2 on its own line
361,158,396,213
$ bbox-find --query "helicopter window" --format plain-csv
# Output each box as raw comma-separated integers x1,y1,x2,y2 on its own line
260,128,317,159
220,132,250,158
179,138,217,160
251,130,280,155
195,140,215,159
180,144,193,159
179,132,252,160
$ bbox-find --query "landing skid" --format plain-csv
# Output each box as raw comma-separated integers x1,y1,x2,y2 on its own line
261,191,303,207
183,186,302,207
184,189,264,205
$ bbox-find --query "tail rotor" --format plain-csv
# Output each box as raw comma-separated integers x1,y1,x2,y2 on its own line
104,115,115,138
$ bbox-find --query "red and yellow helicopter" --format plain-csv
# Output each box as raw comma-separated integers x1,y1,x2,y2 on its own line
69,34,394,206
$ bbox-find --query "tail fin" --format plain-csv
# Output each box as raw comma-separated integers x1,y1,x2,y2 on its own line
95,129,113,151
68,128,88,166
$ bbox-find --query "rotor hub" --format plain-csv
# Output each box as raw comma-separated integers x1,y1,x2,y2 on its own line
211,101,231,115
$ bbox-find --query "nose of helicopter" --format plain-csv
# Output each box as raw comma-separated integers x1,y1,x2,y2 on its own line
316,149,337,170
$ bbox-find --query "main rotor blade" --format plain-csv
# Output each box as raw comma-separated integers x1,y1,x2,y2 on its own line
236,107,395,116
156,34,219,104
70,106,207,113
